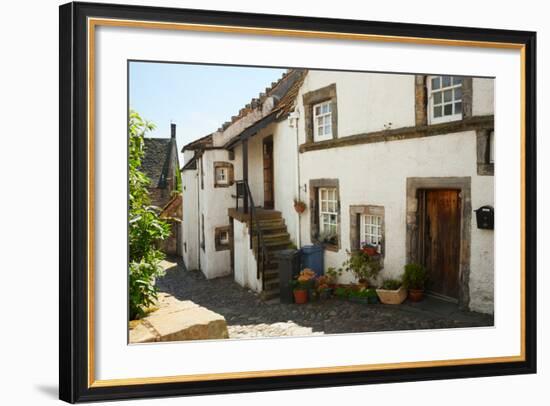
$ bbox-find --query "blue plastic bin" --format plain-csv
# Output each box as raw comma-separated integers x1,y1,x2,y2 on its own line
300,244,325,276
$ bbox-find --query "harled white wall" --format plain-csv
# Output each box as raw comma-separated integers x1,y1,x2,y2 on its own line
299,130,494,313
181,166,199,271
296,70,416,140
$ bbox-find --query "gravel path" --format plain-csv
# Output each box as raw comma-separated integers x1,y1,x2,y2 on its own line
156,259,493,339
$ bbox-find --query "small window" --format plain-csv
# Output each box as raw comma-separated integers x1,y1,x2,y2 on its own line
214,226,231,251
360,214,383,253
215,167,228,184
429,76,463,124
201,214,205,250
313,101,333,141
319,187,338,237
219,230,229,245
213,162,234,187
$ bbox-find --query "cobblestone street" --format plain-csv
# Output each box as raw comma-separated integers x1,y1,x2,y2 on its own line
156,259,494,340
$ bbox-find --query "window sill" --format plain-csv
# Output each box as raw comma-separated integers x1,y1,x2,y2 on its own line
312,238,339,252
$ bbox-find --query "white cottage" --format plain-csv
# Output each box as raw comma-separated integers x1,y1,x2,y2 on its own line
181,69,495,314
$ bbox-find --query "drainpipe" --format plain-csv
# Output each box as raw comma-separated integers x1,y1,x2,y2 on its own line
288,110,301,248
196,163,201,271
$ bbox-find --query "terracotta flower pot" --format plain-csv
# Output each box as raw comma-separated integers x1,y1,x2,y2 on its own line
362,247,378,256
408,289,424,302
293,289,308,304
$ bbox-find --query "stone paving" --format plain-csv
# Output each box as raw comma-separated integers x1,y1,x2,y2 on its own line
156,259,494,340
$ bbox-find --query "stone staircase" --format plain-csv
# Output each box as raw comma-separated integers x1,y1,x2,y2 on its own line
249,213,293,301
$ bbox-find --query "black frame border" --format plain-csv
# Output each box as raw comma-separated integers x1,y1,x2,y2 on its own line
59,1,537,403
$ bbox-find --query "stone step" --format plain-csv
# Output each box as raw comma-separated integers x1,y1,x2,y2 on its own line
263,268,279,280
264,278,279,290
261,288,280,301
256,219,285,227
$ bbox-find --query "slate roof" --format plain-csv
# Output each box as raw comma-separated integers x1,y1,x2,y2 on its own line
181,132,213,152
141,138,172,188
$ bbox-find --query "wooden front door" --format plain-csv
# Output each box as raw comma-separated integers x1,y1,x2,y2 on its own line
420,189,461,300
263,137,274,209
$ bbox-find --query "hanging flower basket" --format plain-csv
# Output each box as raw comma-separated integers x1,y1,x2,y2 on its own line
293,199,307,214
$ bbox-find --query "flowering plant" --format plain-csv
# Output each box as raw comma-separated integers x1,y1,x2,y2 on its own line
291,268,316,290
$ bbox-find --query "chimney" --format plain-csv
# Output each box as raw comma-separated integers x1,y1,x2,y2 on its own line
170,123,176,138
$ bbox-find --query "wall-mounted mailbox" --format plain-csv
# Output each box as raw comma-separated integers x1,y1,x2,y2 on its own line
475,205,494,230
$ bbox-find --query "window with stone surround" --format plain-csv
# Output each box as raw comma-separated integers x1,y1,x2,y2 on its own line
350,205,385,255
214,226,231,251
476,128,495,176
302,84,338,143
309,179,340,251
213,161,234,187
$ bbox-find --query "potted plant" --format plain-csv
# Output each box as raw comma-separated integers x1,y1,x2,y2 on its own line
402,263,428,302
376,278,407,304
361,242,379,257
341,249,382,287
319,231,338,246
315,275,333,300
293,198,307,214
290,269,316,304
325,267,342,288
348,287,378,304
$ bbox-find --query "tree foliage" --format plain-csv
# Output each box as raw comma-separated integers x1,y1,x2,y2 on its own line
128,110,170,320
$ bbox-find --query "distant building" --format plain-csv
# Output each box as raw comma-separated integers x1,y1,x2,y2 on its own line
141,123,181,209
141,123,182,256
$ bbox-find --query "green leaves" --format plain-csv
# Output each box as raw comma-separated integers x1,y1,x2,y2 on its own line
128,110,169,320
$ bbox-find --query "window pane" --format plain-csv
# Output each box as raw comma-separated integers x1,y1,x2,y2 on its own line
454,102,462,114
317,117,323,126
433,92,442,104
442,76,451,87
444,89,452,102
325,124,331,135
321,104,328,114
434,105,442,117
444,104,453,115
454,87,462,100
453,77,463,85
315,106,321,115
327,103,332,113
431,77,440,90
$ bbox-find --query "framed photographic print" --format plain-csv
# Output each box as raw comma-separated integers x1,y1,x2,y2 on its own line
59,1,537,403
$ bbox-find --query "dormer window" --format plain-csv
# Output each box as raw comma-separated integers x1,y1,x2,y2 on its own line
428,76,463,124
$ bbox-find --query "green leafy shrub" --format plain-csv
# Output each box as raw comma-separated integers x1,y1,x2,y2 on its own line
380,278,402,290
341,249,382,283
128,110,170,320
402,263,428,290
334,286,350,298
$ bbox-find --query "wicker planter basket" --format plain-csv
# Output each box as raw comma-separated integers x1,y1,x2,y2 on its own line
376,286,407,305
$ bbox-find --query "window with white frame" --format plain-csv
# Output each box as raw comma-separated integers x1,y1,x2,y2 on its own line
429,76,463,124
319,187,338,236
313,101,332,141
360,214,383,252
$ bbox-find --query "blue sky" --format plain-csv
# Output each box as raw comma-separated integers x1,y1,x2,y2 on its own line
129,62,286,164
